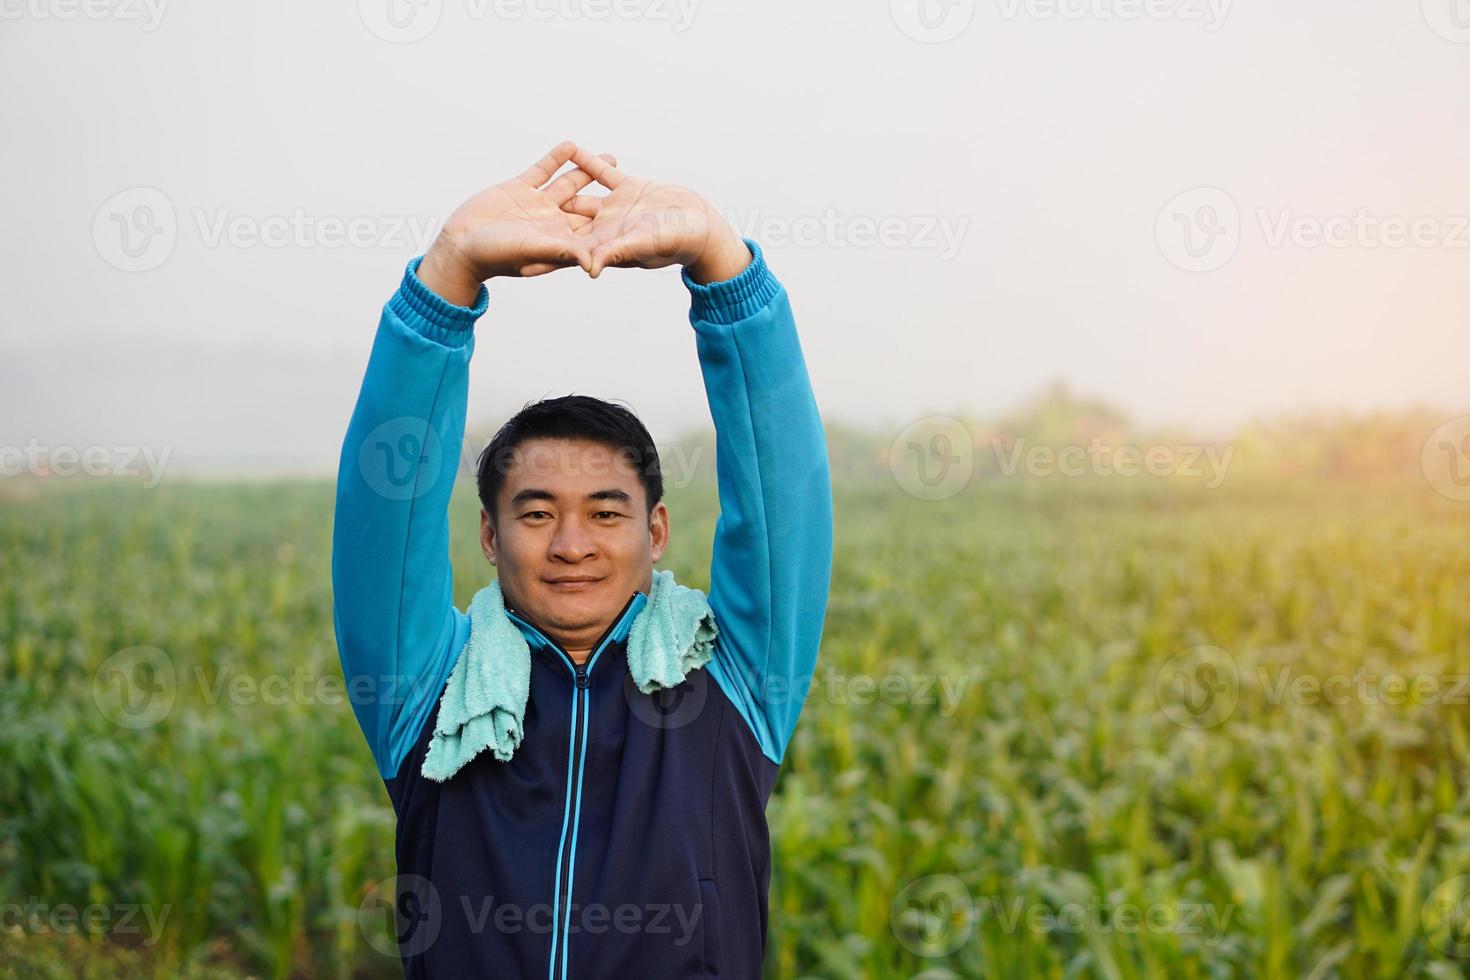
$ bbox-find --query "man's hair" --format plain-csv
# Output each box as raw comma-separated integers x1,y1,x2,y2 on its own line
475,394,664,525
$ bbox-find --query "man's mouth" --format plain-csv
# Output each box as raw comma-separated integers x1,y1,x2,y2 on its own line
544,576,603,592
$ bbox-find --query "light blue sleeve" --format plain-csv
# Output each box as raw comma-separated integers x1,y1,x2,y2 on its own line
331,256,482,780
682,239,835,765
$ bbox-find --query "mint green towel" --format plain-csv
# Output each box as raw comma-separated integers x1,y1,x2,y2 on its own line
422,568,717,782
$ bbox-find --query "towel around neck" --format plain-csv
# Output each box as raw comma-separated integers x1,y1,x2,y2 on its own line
421,568,717,782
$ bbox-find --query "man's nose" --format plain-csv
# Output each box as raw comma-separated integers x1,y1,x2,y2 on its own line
549,517,596,561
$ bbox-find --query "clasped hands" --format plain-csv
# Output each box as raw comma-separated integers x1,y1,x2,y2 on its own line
417,141,752,307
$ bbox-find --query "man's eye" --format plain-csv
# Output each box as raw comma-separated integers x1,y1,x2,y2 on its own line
523,511,551,520
594,511,621,520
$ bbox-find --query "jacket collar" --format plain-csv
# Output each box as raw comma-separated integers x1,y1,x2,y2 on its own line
504,590,647,674
420,568,718,781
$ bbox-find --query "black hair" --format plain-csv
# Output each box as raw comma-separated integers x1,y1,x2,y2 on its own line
475,395,663,525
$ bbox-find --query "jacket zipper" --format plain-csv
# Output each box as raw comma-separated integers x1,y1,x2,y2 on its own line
504,592,641,980
556,666,588,980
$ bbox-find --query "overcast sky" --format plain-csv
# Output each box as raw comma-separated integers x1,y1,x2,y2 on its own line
2,0,1467,472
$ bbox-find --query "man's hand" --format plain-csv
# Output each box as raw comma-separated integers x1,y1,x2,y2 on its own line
560,148,752,284
417,141,615,306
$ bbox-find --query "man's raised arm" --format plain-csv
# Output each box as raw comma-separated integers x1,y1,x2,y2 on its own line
331,143,603,779
684,241,834,765
331,256,483,780
561,148,835,765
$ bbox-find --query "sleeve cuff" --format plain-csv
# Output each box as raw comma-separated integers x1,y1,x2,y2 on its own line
681,238,782,325
388,254,490,347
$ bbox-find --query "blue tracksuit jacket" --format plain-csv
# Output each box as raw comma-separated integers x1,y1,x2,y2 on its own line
331,239,833,978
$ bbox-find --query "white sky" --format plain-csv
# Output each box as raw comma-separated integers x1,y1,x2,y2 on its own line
2,0,1467,471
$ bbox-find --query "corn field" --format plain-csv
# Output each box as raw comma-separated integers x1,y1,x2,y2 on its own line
2,474,1469,978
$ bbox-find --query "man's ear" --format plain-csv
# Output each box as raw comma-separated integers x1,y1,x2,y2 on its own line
480,509,498,566
648,501,670,564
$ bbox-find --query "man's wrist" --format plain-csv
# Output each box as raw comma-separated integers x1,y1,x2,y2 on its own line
391,255,489,346
686,226,751,285
418,239,486,308
681,238,779,325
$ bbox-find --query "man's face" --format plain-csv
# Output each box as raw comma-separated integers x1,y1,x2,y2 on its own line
482,437,669,655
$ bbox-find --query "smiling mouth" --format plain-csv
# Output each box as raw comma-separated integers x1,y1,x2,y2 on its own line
544,578,603,591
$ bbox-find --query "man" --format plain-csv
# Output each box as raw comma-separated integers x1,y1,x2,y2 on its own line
331,142,833,978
